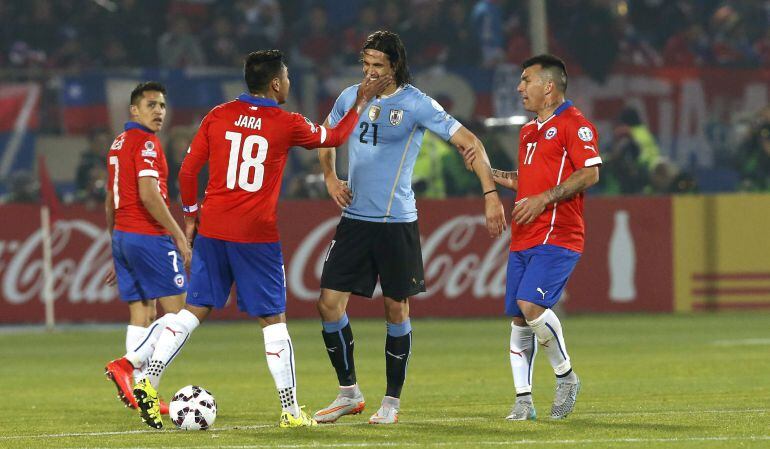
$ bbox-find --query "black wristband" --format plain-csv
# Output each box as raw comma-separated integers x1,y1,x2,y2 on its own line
483,189,497,196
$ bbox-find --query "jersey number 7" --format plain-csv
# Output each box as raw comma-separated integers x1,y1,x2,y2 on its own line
225,131,269,192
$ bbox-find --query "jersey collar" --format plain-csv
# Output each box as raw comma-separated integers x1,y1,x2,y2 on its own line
554,100,573,116
237,93,279,107
535,100,573,130
124,121,154,133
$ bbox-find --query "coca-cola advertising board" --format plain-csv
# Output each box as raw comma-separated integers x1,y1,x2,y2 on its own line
0,198,672,324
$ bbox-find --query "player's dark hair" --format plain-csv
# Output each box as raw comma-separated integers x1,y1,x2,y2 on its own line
130,81,166,105
522,54,568,93
244,50,284,94
361,30,411,86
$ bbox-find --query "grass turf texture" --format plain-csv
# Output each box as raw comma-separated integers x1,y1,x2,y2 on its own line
0,312,768,448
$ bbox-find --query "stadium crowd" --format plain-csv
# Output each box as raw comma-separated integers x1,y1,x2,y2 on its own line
2,0,770,204
4,0,770,72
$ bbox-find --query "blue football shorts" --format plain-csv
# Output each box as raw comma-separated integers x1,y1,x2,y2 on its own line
111,230,187,301
187,235,286,317
505,244,581,317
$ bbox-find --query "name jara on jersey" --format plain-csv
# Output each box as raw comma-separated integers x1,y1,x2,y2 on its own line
234,115,262,130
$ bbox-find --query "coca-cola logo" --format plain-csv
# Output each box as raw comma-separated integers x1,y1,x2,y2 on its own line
288,215,508,301
1,220,115,305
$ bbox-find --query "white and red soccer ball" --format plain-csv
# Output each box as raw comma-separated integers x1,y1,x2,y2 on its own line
169,385,217,430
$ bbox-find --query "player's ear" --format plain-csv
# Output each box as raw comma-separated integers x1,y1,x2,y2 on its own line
271,77,280,93
129,103,138,117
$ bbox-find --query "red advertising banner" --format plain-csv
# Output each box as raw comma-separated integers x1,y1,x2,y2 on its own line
0,197,673,324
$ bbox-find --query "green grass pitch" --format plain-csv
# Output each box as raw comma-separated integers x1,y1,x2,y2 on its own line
0,312,768,448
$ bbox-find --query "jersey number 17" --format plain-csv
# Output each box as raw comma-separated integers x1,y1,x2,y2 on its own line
225,131,268,192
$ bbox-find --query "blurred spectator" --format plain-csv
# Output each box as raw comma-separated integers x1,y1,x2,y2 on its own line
471,0,505,68
412,131,451,199
662,23,711,66
157,17,206,68
619,107,661,171
400,0,446,69
74,129,110,206
234,0,284,51
203,15,241,67
735,107,770,191
1,171,38,204
597,121,647,195
291,5,337,76
443,1,480,67
341,2,378,65
645,158,696,194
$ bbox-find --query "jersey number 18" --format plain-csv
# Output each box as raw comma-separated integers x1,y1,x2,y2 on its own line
225,131,268,192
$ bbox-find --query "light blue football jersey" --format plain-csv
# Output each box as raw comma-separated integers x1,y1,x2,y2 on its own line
328,84,461,223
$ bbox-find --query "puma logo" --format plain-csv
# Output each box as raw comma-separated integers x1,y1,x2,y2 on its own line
165,327,181,336
584,145,597,153
326,347,337,353
266,349,285,358
143,159,155,167
510,349,524,358
537,288,548,300
386,351,407,360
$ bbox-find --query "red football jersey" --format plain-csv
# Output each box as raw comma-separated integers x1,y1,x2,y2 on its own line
107,122,170,235
180,94,360,243
511,101,602,253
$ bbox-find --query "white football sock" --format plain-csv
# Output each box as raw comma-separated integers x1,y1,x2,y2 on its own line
142,309,200,388
125,313,176,369
510,322,537,395
125,325,145,380
526,309,572,376
263,323,299,418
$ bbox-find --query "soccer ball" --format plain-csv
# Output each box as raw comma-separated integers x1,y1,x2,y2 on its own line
169,385,217,430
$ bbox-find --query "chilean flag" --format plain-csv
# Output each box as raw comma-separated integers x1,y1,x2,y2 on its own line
0,84,40,178
60,74,109,134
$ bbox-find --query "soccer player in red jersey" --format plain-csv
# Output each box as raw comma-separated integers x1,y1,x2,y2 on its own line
486,55,601,421
131,50,389,429
103,82,191,417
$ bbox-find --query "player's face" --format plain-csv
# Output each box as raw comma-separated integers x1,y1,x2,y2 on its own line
275,64,290,104
517,65,548,113
131,91,166,132
361,49,396,88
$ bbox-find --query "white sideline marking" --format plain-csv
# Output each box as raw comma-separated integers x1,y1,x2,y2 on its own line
47,435,770,449
2,410,768,442
711,338,770,346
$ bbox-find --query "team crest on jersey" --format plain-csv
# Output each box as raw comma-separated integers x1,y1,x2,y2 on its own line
110,136,124,150
144,141,155,151
389,109,403,126
577,126,594,142
368,105,381,121
545,127,557,140
174,274,185,287
303,116,318,133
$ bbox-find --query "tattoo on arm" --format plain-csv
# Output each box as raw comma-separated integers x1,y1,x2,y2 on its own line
544,170,595,204
492,169,518,180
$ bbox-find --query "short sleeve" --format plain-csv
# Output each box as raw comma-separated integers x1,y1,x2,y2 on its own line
563,119,602,169
134,136,162,178
328,85,358,126
413,93,461,141
289,113,329,148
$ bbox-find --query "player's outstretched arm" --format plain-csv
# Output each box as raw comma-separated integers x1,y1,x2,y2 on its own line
138,177,192,269
450,127,506,238
512,166,599,225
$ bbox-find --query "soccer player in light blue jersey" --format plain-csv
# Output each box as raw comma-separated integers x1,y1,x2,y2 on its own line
313,31,506,425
